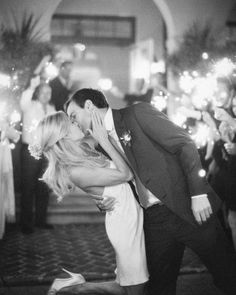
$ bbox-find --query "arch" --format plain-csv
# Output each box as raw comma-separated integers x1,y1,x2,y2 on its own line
152,0,176,53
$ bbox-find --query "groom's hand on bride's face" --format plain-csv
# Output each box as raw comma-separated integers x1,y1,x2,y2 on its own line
93,195,116,212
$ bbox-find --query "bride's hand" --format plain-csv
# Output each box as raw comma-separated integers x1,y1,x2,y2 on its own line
87,110,109,144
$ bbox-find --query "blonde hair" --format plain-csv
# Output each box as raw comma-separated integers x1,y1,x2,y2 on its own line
33,111,108,199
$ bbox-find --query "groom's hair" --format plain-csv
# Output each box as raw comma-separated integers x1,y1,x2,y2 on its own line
64,88,109,110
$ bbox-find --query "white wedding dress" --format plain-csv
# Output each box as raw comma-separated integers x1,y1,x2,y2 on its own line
0,141,16,239
102,161,149,286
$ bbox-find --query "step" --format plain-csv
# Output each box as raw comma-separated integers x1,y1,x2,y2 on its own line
47,192,105,224
15,191,105,224
49,190,96,206
46,207,105,224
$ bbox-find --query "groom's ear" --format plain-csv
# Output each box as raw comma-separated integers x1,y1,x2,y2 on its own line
84,100,95,113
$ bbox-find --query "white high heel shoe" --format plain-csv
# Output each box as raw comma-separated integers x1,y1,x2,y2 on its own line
48,268,86,294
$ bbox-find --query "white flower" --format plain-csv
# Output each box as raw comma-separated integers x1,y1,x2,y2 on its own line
28,143,43,160
120,130,132,147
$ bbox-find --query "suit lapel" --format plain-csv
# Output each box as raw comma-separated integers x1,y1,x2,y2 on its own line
112,109,138,171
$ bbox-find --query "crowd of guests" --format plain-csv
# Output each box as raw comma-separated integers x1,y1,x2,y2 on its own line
0,58,73,237
18,60,73,234
177,76,236,251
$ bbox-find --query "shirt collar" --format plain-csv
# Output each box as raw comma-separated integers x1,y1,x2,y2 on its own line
58,75,67,87
104,107,114,132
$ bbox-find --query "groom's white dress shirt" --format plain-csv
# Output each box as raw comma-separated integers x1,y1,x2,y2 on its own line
104,108,162,208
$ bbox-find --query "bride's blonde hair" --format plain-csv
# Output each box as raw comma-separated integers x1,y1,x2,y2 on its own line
32,111,108,199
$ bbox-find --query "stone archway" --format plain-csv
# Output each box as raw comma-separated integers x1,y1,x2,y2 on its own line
152,0,175,53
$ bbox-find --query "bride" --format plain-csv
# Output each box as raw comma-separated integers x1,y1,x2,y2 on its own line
29,110,149,295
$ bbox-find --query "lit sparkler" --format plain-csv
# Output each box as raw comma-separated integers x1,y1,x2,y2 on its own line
191,122,210,148
171,113,187,127
9,110,21,125
98,78,113,91
179,72,195,94
213,58,235,77
0,73,11,88
151,93,167,112
43,62,59,81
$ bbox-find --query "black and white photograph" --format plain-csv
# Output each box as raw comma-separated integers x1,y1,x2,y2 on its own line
0,1,236,294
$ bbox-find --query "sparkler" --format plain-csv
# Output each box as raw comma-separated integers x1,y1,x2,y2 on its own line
43,62,59,81
213,58,235,77
9,110,21,125
151,92,168,112
190,122,211,149
98,78,113,91
171,113,187,127
0,73,11,88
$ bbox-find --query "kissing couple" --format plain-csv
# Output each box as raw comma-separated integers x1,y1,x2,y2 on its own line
30,88,236,295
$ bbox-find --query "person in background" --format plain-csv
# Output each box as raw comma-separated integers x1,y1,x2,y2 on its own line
50,61,72,111
0,119,20,239
207,77,236,244
213,95,236,251
19,82,55,234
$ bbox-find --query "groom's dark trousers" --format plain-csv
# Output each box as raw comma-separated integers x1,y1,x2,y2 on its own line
112,103,236,295
144,204,236,295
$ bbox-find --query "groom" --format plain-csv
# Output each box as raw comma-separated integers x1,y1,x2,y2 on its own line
65,88,236,295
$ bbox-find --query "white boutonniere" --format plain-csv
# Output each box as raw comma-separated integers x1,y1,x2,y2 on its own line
120,130,132,147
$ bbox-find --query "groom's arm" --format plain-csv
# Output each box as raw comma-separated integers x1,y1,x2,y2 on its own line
133,103,212,224
133,103,209,197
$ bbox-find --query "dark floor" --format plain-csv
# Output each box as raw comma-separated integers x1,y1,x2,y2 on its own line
0,273,224,295
0,223,225,295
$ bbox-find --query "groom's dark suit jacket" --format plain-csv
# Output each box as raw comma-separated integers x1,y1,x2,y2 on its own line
112,102,221,225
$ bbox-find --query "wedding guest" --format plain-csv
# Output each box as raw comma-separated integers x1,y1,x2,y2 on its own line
206,77,235,201
19,82,55,234
207,78,236,245
0,120,20,239
49,61,72,111
214,96,236,251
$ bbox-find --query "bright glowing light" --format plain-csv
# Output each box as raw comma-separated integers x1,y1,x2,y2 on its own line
191,77,217,110
0,73,11,88
44,62,59,80
27,119,40,133
151,60,165,74
74,43,86,52
10,110,21,124
0,102,7,119
98,78,113,91
191,122,210,148
213,58,235,77
202,52,209,60
198,169,206,177
171,113,187,127
179,73,194,94
9,143,15,150
192,71,199,77
151,95,167,111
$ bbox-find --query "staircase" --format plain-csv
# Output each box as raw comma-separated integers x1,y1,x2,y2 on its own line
15,189,105,224
47,189,105,224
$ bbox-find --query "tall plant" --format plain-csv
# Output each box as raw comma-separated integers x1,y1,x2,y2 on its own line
0,12,54,92
168,22,236,76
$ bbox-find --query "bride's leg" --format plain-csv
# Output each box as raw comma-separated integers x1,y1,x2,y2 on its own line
123,282,148,295
58,281,126,295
